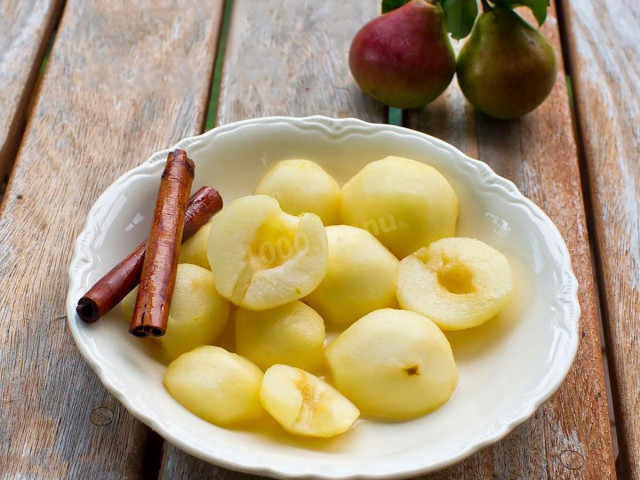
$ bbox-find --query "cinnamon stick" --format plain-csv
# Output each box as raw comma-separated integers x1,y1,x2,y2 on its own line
129,149,195,337
76,183,221,324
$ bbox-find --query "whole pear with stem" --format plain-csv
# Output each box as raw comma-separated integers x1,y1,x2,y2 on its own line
456,4,557,119
349,0,456,109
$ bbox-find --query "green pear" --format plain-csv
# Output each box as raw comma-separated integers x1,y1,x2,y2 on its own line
349,0,456,109
456,6,557,119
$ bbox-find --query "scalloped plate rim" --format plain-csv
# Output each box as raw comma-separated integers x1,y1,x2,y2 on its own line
66,115,579,479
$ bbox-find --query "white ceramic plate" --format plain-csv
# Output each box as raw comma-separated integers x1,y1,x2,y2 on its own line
67,116,579,479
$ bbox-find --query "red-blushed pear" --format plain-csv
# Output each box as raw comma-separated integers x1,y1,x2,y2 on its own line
349,0,455,109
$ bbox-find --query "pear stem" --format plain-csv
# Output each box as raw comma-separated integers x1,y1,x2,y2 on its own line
480,0,492,12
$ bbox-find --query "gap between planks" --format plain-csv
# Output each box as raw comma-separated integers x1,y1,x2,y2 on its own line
403,2,616,476
554,0,621,468
119,0,236,473
203,0,236,132
0,0,66,207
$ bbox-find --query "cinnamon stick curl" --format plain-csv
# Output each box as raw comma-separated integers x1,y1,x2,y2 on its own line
129,149,195,337
76,183,222,324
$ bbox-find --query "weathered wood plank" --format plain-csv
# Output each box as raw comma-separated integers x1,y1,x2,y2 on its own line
216,0,384,124
407,4,616,479
158,0,385,476
559,0,640,477
159,442,244,480
0,0,224,477
0,0,65,184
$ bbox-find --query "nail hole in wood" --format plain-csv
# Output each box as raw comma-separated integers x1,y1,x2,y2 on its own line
559,449,585,470
90,407,114,426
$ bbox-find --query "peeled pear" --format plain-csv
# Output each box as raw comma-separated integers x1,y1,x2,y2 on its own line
164,346,263,426
397,237,513,330
260,365,360,438
235,301,325,372
341,156,458,258
325,309,457,420
122,264,230,363
349,0,455,108
178,222,211,269
305,225,399,329
457,6,557,119
255,159,341,225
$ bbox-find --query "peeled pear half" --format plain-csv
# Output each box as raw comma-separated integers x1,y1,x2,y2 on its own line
305,225,399,329
397,237,513,330
341,156,458,258
235,301,325,372
207,195,328,310
260,364,360,438
178,222,212,269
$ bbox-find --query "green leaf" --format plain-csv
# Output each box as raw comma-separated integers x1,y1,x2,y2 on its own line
442,0,478,40
381,0,411,14
492,0,549,25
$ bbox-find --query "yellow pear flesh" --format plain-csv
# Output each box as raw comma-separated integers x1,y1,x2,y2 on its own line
325,308,457,420
235,301,325,372
178,222,212,269
260,364,360,438
207,195,328,310
164,346,263,426
255,159,342,225
397,237,513,330
305,225,399,329
341,156,458,258
122,263,230,363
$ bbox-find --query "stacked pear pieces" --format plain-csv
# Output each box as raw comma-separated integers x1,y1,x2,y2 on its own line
123,156,513,438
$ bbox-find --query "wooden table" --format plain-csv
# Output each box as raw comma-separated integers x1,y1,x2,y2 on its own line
0,1,637,478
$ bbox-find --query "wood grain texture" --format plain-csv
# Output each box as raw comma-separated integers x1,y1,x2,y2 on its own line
0,0,224,477
0,0,65,182
159,443,249,480
216,0,385,124
407,4,617,479
158,0,385,477
559,0,640,477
